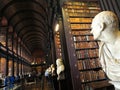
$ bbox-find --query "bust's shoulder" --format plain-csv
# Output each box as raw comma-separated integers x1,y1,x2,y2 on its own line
98,42,104,47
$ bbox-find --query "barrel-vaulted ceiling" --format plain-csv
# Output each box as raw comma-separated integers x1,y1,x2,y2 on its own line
0,0,56,56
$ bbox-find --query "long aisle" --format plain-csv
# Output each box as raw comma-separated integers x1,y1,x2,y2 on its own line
15,76,54,90
43,76,54,90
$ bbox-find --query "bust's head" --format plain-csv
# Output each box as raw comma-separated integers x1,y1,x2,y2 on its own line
56,58,63,66
91,11,119,40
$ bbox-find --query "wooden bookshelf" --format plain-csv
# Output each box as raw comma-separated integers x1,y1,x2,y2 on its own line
62,1,112,90
54,31,62,58
0,27,6,46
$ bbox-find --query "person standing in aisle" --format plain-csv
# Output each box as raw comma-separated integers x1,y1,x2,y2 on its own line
44,67,51,84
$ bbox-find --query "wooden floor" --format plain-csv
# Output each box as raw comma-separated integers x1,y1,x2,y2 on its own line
16,76,54,90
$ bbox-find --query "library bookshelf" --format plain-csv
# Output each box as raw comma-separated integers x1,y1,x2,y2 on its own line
61,1,113,90
54,31,62,58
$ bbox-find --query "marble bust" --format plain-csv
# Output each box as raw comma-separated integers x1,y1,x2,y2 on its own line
91,11,120,89
56,58,65,80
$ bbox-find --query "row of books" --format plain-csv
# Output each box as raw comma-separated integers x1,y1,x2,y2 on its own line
64,2,100,7
55,34,60,38
74,42,98,49
72,30,91,35
80,70,106,83
65,5,100,10
77,58,101,70
68,12,99,17
70,24,91,29
65,5,87,9
56,40,61,45
56,48,61,53
0,28,6,46
56,44,61,48
69,18,92,23
56,37,60,41
55,42,61,48
76,49,99,59
73,35,94,41
66,9,100,14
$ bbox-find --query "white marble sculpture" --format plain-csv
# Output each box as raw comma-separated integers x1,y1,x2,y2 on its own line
91,11,120,90
56,58,65,80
